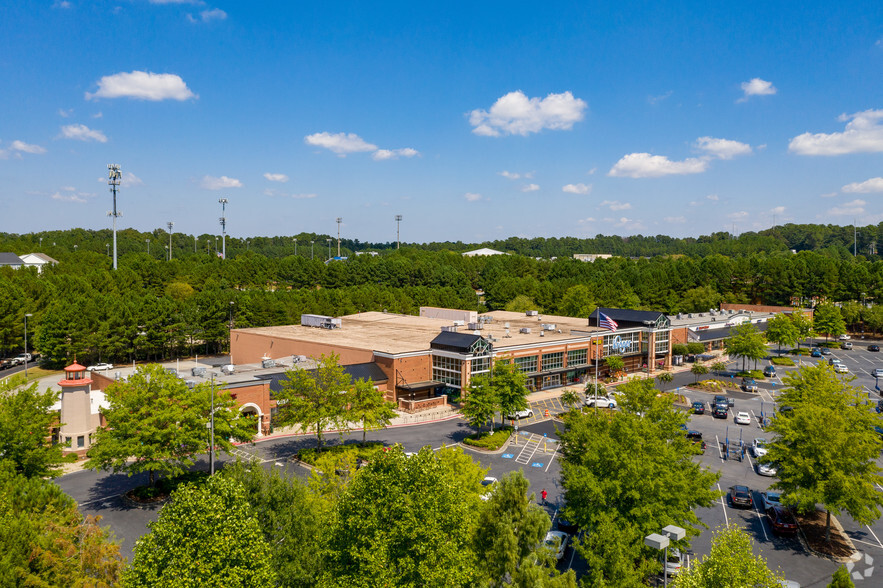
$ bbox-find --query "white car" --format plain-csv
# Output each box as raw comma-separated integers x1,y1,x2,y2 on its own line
834,364,849,374
665,548,683,576
752,438,768,458
839,334,851,340
585,396,617,409
735,411,751,425
480,476,498,501
506,408,534,420
761,490,782,511
87,363,113,371
543,531,569,560
757,462,778,477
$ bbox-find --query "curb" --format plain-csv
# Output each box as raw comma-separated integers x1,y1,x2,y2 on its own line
795,508,861,564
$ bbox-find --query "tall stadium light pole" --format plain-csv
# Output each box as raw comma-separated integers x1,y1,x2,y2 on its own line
167,221,174,260
327,238,332,260
395,214,402,249
107,164,122,270
336,217,342,257
219,198,228,260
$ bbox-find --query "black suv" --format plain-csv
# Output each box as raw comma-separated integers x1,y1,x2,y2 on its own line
685,430,706,453
712,404,729,419
729,485,753,508
691,401,705,415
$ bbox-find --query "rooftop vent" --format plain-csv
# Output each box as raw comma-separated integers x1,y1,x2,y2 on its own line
526,310,539,316
519,327,532,334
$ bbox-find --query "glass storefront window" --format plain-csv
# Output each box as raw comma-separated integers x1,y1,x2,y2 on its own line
541,352,564,371
567,348,587,367
514,355,538,374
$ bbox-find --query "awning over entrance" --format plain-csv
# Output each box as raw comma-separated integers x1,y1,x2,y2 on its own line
396,379,443,391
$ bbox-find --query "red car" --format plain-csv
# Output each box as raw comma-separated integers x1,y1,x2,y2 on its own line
767,505,798,535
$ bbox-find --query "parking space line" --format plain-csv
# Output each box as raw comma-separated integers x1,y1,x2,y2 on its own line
753,502,769,541
850,537,883,550
78,493,120,507
714,434,724,461
545,442,559,472
717,483,729,527
866,525,883,548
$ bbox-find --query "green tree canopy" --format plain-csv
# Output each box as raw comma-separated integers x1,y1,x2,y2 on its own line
347,377,397,444
764,363,883,542
275,353,352,448
764,313,799,351
490,358,530,420
813,302,847,341
124,474,276,588
85,364,257,485
461,376,499,433
0,375,65,478
725,322,767,371
673,525,784,588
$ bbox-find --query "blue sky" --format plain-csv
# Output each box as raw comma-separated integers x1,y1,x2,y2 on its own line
2,1,883,243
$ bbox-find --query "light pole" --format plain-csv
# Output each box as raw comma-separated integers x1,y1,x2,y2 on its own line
336,217,342,257
310,240,315,259
327,237,332,260
644,525,685,588
209,374,216,476
73,244,78,252
194,235,197,253
165,244,169,261
105,243,109,257
107,164,121,270
219,198,228,260
294,239,297,256
146,239,150,255
395,214,402,249
167,222,174,260
24,313,32,380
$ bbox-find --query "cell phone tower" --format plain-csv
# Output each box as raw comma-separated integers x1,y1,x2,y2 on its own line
219,198,228,259
107,164,122,270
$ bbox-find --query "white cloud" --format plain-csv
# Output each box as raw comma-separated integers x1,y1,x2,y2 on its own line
842,177,883,193
727,211,749,221
601,200,632,211
188,8,226,22
10,140,46,154
770,206,786,215
826,199,866,216
469,90,587,137
57,108,72,118
613,217,645,230
86,71,197,101
499,171,521,179
263,173,289,183
739,78,777,101
706,194,719,201
121,172,143,187
58,124,107,142
695,136,752,159
820,192,838,198
577,217,596,224
92,111,103,118
52,1,71,8
464,192,483,202
608,152,707,178
51,187,94,204
305,132,377,156
648,90,673,105
201,175,242,190
521,183,540,192
372,147,419,161
789,109,883,155
562,183,591,194
664,216,687,223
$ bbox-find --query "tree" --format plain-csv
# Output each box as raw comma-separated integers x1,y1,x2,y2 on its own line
0,462,124,587
0,375,65,478
763,364,883,543
491,358,530,420
347,378,396,444
124,475,276,588
474,471,574,588
461,376,499,432
711,361,727,376
85,364,257,486
223,461,326,588
724,322,767,371
275,353,351,448
559,377,719,586
605,355,625,379
814,303,847,341
558,284,595,318
673,525,784,588
829,565,855,588
691,363,708,383
765,313,799,352
320,446,480,587
687,342,706,356
560,388,581,411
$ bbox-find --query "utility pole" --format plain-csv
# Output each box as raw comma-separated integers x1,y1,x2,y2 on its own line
107,164,121,270
167,221,174,260
395,214,402,249
336,217,342,257
219,198,228,260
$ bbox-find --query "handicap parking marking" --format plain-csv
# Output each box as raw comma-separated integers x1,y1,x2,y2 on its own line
502,453,514,459
531,462,544,468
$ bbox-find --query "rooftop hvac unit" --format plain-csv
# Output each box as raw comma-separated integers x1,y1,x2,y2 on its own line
526,310,539,316
540,331,545,337
184,380,196,389
688,313,694,318
505,328,511,338
166,368,178,376
453,320,465,326
191,367,206,377
221,364,234,375
261,359,276,369
504,322,510,328
519,327,532,334
441,325,458,332
468,322,482,330
676,313,683,319
301,314,342,329
541,323,557,331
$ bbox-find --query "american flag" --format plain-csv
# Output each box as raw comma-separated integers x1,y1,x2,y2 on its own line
598,312,618,332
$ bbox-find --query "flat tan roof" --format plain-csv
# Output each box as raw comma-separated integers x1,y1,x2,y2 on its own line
234,310,602,356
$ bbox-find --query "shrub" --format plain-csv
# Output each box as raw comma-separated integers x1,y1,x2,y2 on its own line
770,357,795,366
819,341,842,349
789,348,810,355
735,370,765,379
297,441,385,466
463,427,513,450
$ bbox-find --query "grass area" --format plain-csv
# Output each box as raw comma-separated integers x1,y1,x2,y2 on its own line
297,441,386,466
1,366,63,384
789,348,810,355
463,426,513,450
770,357,795,366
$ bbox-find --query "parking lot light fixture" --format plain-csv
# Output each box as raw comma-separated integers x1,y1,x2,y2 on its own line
24,313,33,380
645,525,685,588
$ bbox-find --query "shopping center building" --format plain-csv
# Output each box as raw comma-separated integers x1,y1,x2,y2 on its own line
230,307,674,412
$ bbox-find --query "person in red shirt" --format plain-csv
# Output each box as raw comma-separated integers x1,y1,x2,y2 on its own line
541,489,548,505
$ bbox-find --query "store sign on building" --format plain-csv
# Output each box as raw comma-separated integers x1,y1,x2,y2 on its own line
609,335,633,355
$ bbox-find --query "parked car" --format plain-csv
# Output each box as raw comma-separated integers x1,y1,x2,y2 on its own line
877,400,883,414
763,365,777,378
820,347,832,355
869,345,881,352
839,334,851,341
828,358,842,365
713,395,735,407
811,348,822,358
506,409,534,420
834,364,849,374
691,401,705,415
480,476,498,501
729,485,753,508
757,462,778,477
87,363,114,371
778,405,794,416
735,411,751,425
767,505,798,535
752,437,768,458
741,378,758,393
0,358,12,370
685,430,706,453
712,405,729,419
873,368,883,378
585,396,617,409
842,342,853,350
664,548,683,577
761,491,782,511
543,531,569,561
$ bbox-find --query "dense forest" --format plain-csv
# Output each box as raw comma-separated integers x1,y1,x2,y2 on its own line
1,223,881,368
